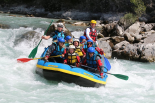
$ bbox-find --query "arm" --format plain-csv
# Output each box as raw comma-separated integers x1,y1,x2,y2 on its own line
45,44,56,58
64,53,68,63
95,47,104,55
86,28,93,40
96,56,104,78
42,35,50,40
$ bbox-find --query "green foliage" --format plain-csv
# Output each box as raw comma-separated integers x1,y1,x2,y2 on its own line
130,0,146,16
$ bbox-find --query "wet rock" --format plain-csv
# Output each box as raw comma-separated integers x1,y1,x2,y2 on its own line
14,31,41,47
0,23,10,29
98,40,112,59
46,23,71,36
72,22,87,26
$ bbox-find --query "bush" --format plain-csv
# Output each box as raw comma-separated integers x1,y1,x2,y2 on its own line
130,0,146,16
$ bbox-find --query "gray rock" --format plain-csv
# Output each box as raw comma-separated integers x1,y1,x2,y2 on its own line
14,31,40,47
144,32,155,43
98,40,112,59
124,32,134,42
0,23,10,29
114,41,130,50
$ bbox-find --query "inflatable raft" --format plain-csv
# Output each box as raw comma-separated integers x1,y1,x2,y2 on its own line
36,47,110,87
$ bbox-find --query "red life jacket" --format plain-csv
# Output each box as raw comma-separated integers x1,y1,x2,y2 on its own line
84,27,97,41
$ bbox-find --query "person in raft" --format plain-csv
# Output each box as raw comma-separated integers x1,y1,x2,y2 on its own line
84,20,98,46
82,47,104,79
42,23,66,42
83,39,104,56
44,37,66,63
65,35,73,47
64,45,81,67
73,39,86,59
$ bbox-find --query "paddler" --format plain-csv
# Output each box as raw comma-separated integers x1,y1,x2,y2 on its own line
73,39,86,59
82,47,104,79
44,37,66,63
64,45,81,67
42,23,66,42
84,20,98,46
83,39,104,56
65,35,73,47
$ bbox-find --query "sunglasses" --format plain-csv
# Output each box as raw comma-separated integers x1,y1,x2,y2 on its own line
87,43,92,45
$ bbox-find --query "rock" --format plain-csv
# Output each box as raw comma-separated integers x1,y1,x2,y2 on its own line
66,17,72,20
56,19,65,24
46,23,71,36
96,20,102,27
124,32,134,42
72,22,87,26
144,32,155,43
111,36,125,44
97,33,104,39
125,22,141,34
98,40,112,59
0,23,10,29
114,41,130,50
14,31,41,47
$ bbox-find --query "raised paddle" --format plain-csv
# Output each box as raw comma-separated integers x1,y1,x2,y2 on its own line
81,65,129,80
28,20,53,58
17,55,61,63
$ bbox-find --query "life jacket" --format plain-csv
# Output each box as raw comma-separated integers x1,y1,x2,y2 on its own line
53,30,65,40
86,53,98,68
67,53,78,64
84,27,97,41
51,42,65,56
75,46,83,57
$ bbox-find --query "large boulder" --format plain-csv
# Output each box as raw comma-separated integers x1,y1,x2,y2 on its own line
46,23,71,36
14,31,40,47
101,23,123,37
98,39,112,59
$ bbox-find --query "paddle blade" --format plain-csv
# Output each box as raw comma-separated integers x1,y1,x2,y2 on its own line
112,74,129,80
17,58,33,63
104,57,111,71
28,46,38,58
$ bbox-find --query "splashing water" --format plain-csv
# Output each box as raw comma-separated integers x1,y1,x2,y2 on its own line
0,14,155,103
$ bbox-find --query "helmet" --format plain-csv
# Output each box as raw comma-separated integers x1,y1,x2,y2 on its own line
90,20,96,24
79,36,86,42
65,35,72,41
58,37,65,43
57,23,63,28
88,47,95,53
69,45,75,49
73,39,79,42
87,39,93,43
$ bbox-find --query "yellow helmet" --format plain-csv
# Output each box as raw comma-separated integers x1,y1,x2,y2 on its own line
90,20,96,24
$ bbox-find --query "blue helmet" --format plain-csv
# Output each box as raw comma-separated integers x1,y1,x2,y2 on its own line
79,36,86,42
58,37,65,43
88,47,95,53
87,39,93,43
65,35,72,41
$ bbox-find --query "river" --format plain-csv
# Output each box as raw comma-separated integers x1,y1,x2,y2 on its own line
0,13,155,103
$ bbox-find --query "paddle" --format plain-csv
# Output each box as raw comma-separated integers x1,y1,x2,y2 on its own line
28,20,53,58
103,56,111,71
81,65,129,80
17,55,61,63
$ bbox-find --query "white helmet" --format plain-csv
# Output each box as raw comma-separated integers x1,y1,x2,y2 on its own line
57,23,63,28
73,39,79,42
69,45,75,49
